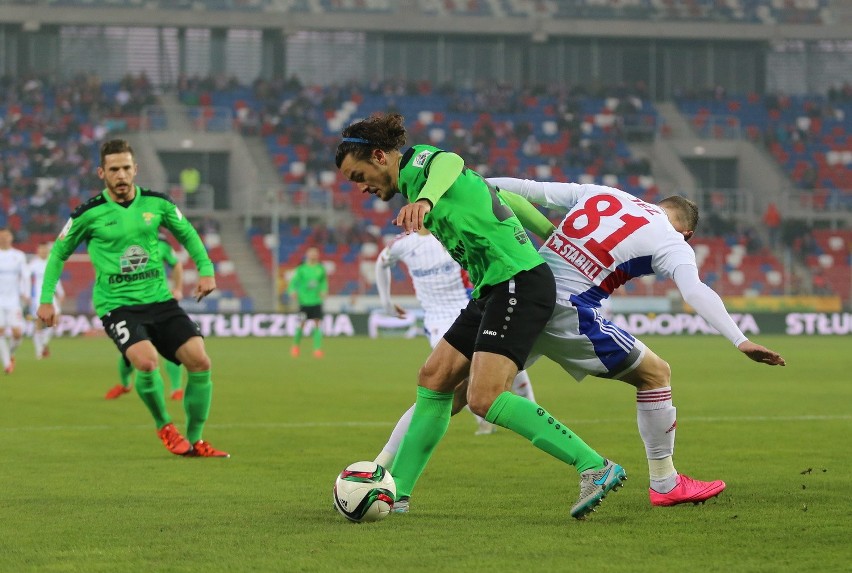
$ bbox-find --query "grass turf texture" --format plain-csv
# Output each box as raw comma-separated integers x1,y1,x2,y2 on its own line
0,335,849,572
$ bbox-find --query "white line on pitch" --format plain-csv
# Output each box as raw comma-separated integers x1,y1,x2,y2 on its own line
0,414,849,433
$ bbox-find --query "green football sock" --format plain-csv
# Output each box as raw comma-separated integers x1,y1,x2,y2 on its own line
311,325,322,351
135,369,170,428
293,326,303,346
118,356,134,388
486,392,604,473
165,361,183,392
184,370,212,443
390,387,454,498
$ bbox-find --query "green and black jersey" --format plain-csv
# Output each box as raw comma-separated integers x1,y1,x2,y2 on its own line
397,144,544,298
40,187,214,316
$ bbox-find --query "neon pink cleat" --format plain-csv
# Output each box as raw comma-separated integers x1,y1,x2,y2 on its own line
650,474,726,506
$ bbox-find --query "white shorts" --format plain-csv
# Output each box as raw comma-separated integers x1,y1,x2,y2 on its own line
0,307,25,331
525,302,646,382
425,318,456,349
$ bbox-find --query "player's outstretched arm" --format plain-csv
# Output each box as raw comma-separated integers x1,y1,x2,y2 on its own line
737,341,786,366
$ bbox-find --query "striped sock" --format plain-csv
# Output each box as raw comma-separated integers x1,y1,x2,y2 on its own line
637,387,678,493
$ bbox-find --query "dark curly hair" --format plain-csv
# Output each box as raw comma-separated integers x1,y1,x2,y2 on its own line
335,113,407,168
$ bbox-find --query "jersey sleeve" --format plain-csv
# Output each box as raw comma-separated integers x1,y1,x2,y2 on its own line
40,213,89,304
319,265,328,295
416,152,465,207
488,178,599,211
651,237,698,279
673,265,748,347
160,202,214,277
374,247,395,313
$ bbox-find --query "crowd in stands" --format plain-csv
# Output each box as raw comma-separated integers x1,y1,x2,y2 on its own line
4,72,852,305
0,73,158,239
5,0,832,24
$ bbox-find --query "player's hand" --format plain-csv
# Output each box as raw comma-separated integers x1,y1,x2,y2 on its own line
393,304,407,319
37,303,56,327
394,200,431,234
195,276,216,302
737,341,786,366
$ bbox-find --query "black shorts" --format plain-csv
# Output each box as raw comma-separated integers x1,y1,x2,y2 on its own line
443,262,556,370
300,304,323,320
101,300,202,364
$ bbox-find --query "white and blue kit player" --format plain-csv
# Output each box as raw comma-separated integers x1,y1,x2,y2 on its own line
0,229,29,374
28,243,64,359
373,228,538,468
488,178,786,507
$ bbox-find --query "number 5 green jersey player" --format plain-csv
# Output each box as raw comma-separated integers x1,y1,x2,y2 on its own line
37,139,228,458
336,113,624,519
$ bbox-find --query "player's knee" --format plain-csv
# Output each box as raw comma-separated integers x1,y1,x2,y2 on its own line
134,358,159,372
466,388,498,418
184,353,211,372
638,357,671,390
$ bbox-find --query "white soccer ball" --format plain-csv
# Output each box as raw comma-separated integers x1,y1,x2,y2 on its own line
332,461,396,523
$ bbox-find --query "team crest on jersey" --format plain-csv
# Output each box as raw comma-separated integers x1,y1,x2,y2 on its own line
120,245,149,273
413,150,432,168
58,218,73,240
142,212,155,225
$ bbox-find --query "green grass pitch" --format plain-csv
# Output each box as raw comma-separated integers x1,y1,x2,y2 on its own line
0,335,849,572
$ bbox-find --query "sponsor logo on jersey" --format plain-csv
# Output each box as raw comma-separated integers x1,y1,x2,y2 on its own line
513,227,529,245
413,150,432,168
119,245,150,274
142,212,155,225
546,233,604,282
482,329,497,336
108,268,162,284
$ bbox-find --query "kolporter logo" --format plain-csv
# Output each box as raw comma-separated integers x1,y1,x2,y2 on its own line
120,245,149,274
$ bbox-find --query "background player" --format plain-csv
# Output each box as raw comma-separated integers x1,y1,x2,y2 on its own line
38,139,228,458
287,246,328,358
374,227,537,448
0,228,28,374
489,177,786,506
27,242,65,360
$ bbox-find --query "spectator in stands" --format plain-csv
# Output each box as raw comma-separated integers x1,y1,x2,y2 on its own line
763,202,782,248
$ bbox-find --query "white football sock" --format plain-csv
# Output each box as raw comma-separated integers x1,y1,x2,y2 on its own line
0,337,9,368
9,335,21,355
511,370,536,402
33,329,45,358
375,404,415,470
637,387,678,493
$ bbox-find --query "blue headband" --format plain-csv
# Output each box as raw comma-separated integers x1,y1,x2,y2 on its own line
341,137,373,145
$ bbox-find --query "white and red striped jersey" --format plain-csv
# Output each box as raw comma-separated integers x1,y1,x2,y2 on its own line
0,247,28,310
375,232,471,330
489,179,695,307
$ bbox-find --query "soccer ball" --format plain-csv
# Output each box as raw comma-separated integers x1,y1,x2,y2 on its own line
332,461,396,523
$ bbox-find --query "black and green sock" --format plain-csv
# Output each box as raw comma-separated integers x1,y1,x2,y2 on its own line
118,356,134,388
390,387,454,498
184,370,213,443
486,392,604,473
165,361,183,393
135,369,170,428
